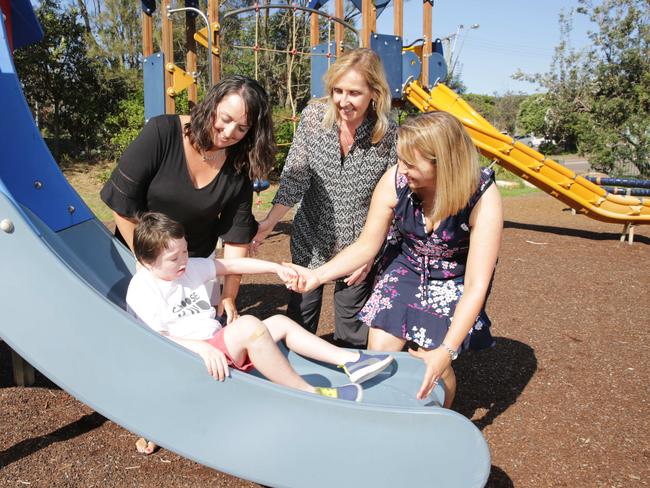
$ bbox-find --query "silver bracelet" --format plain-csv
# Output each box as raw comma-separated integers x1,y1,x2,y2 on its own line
440,342,459,361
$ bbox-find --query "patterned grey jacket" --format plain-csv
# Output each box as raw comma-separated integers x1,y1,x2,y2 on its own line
273,101,398,268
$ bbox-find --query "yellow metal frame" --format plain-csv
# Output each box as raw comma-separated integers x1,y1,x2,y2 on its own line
194,22,220,56
166,63,196,97
404,81,650,225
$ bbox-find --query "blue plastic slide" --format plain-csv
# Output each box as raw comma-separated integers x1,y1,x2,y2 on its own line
0,3,490,486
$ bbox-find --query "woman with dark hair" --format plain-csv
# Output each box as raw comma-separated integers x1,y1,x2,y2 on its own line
101,75,276,324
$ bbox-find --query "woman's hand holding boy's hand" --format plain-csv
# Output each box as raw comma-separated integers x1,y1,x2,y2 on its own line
194,341,230,381
282,263,320,293
275,263,299,289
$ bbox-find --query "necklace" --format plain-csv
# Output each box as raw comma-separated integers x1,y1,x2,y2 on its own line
339,128,355,150
201,149,221,162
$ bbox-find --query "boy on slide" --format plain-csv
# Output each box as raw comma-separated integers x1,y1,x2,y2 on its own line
127,212,394,453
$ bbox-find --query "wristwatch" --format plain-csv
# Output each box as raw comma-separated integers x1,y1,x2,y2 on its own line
440,342,459,361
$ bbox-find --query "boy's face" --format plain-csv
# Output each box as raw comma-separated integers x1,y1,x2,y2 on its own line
145,237,189,281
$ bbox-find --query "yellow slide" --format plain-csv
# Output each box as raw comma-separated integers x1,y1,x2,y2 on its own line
404,81,650,226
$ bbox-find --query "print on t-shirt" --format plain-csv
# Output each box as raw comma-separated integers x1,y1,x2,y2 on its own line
172,292,212,318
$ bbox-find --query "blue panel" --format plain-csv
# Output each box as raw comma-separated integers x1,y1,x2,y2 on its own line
143,52,166,123
370,33,403,100
429,52,448,84
9,0,44,49
141,0,156,15
402,50,421,88
348,0,389,17
432,38,444,56
184,0,198,19
0,18,93,232
310,42,336,99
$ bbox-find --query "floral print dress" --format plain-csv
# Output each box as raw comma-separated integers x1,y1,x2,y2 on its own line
358,167,496,352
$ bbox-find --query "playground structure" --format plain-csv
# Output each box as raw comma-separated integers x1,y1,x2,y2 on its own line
1,0,648,485
140,0,650,243
0,2,491,487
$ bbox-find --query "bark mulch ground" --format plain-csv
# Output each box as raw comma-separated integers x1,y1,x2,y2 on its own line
1,193,648,487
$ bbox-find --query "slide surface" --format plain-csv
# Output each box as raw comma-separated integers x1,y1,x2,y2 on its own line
405,81,650,225
0,6,489,487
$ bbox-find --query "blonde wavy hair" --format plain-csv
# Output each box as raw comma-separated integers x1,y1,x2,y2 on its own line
319,48,392,144
397,112,480,223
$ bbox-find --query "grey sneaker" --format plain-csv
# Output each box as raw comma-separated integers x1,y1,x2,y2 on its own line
339,352,394,384
315,383,363,402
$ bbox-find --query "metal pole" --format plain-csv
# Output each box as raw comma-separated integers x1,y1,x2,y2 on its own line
167,5,213,87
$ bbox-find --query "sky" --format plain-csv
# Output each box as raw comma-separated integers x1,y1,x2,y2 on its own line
370,0,595,95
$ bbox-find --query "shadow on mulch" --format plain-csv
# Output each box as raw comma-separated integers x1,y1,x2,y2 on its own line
237,283,292,318
454,337,537,432
486,465,515,487
0,412,107,469
504,220,650,244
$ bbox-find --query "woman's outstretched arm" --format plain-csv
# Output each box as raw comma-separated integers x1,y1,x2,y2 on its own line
288,165,398,291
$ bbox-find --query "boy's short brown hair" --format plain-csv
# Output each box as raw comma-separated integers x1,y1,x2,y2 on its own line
133,212,185,265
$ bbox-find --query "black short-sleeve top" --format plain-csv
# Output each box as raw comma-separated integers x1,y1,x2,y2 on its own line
100,115,257,257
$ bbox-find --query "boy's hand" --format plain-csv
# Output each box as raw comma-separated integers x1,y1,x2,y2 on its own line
195,342,230,381
275,263,298,287
282,262,320,293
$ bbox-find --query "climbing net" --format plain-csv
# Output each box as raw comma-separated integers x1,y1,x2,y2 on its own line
221,3,357,134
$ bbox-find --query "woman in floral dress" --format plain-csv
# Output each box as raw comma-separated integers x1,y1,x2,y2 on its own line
288,112,503,408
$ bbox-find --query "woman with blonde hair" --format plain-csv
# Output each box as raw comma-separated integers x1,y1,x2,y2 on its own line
252,48,397,348
288,112,503,408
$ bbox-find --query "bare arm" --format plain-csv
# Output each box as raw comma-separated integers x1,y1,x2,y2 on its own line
216,256,289,277
410,184,503,399
164,334,230,381
112,211,138,252
317,167,397,279
219,242,249,324
251,203,292,254
288,166,398,290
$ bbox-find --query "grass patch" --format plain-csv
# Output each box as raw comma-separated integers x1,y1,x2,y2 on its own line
498,185,540,198
252,183,278,213
62,159,115,222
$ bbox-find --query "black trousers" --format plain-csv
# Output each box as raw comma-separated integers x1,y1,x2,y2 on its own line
287,276,372,348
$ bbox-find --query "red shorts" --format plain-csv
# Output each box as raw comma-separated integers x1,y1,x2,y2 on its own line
205,327,255,372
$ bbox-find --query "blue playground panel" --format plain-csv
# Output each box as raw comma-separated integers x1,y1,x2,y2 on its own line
370,33,403,100
402,50,422,84
143,52,166,123
310,41,337,98
308,0,390,18
429,51,448,84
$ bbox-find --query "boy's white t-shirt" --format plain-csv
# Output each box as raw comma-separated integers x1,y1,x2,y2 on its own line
126,257,222,341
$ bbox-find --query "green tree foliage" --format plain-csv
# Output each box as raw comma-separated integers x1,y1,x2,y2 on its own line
13,0,129,159
463,92,526,135
516,94,550,136
85,0,143,70
515,1,649,176
463,93,495,122
493,92,527,134
576,0,650,176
